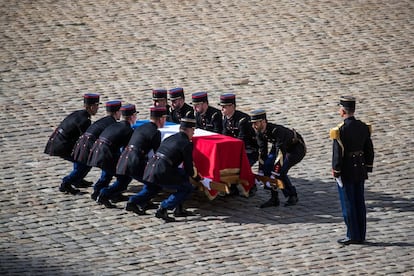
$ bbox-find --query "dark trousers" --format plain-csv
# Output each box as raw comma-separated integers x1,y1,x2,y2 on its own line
263,144,305,197
130,168,194,209
62,162,91,185
99,174,132,199
337,179,366,241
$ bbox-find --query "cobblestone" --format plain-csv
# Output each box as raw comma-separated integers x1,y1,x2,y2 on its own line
1,0,414,275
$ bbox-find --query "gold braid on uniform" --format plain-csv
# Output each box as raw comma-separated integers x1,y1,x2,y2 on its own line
329,122,345,156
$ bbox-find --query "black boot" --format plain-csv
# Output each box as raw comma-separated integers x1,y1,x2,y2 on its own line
143,201,159,210
174,204,195,217
125,202,146,215
91,190,100,201
97,194,116,208
260,190,280,208
73,179,93,188
284,194,298,206
155,207,175,222
59,182,80,195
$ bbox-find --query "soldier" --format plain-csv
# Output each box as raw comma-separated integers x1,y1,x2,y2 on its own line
70,100,122,194
44,93,100,195
330,96,374,245
168,87,194,123
152,88,171,120
117,106,168,215
250,109,306,207
140,118,210,222
87,104,137,208
191,91,223,133
219,93,258,166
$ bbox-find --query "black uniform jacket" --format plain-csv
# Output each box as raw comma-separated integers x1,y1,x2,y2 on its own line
72,116,117,164
87,120,133,172
143,131,200,185
168,103,194,124
44,110,91,160
332,116,374,182
195,106,223,133
222,110,258,154
116,122,161,179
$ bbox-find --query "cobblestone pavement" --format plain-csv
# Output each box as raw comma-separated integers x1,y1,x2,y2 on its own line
1,0,413,275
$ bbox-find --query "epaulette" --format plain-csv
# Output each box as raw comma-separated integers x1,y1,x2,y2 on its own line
365,123,373,134
211,111,218,120
185,110,193,117
239,117,247,124
329,122,344,140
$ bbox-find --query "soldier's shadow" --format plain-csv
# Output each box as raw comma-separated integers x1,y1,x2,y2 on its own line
178,177,414,226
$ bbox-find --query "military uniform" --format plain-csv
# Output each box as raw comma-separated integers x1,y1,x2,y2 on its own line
192,91,223,133
220,94,258,166
331,96,374,244
44,93,100,194
136,118,200,222
87,104,136,205
116,122,161,180
251,109,306,207
72,100,121,164
167,87,194,124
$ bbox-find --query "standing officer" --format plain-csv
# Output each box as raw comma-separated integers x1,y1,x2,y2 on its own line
250,109,306,207
140,118,208,222
168,87,194,123
192,91,223,133
219,93,258,166
152,88,171,120
44,93,100,195
330,96,374,245
116,106,168,215
87,104,137,207
71,100,122,190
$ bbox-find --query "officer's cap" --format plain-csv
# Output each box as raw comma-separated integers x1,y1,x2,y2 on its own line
152,89,168,100
250,109,267,122
83,93,100,105
180,117,196,128
105,100,122,112
339,96,356,110
192,91,208,104
150,106,167,118
169,87,184,100
121,104,138,116
218,93,236,106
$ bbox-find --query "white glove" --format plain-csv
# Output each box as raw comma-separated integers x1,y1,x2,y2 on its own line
335,177,343,188
265,181,272,188
255,178,263,187
257,170,264,176
201,178,212,190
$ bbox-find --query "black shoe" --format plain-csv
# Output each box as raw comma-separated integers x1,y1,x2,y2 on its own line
260,198,280,208
249,185,257,197
337,238,364,245
91,190,99,201
59,182,80,195
284,195,298,206
73,179,93,188
143,201,159,210
174,205,195,217
97,195,116,208
125,202,146,215
155,207,175,222
110,194,129,203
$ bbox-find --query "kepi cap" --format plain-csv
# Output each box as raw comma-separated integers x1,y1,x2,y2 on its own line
339,96,356,110
84,93,100,105
219,93,236,106
152,89,168,100
192,91,208,104
150,106,167,118
105,100,122,112
250,109,267,122
169,87,184,100
180,117,196,128
121,104,138,116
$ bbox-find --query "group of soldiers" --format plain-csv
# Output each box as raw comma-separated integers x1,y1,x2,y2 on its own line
44,89,374,242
